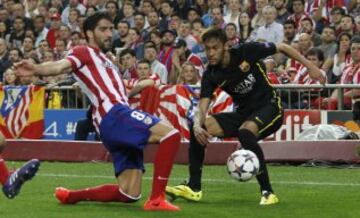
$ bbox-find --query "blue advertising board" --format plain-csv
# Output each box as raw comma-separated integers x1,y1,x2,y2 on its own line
43,109,97,140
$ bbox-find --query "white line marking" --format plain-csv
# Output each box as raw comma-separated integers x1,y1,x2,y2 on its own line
37,173,360,187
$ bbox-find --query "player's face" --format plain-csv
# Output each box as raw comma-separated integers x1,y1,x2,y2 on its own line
136,63,150,79
204,38,225,66
93,19,114,53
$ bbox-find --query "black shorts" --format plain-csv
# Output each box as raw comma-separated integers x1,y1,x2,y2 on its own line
212,100,284,139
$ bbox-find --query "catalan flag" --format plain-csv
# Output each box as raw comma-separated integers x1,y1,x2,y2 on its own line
0,85,45,139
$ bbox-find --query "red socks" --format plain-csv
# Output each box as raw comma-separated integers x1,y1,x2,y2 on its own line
150,130,181,200
67,184,140,204
0,155,10,185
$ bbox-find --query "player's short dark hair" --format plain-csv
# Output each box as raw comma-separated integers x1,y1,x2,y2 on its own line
201,28,227,44
137,59,151,67
119,48,136,58
305,48,324,62
351,35,360,45
83,12,112,42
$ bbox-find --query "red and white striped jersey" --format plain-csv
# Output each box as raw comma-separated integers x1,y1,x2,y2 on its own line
187,53,205,77
287,13,310,31
341,63,360,85
125,74,161,90
66,45,128,132
294,65,326,85
306,0,345,21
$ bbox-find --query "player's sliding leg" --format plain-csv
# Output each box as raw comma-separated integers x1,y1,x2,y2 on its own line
238,128,279,205
0,133,40,199
166,125,203,202
143,122,181,211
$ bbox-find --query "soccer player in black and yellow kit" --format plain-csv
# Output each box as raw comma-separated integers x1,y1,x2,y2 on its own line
166,28,325,205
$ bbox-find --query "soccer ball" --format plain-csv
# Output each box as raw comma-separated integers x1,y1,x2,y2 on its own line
227,149,260,182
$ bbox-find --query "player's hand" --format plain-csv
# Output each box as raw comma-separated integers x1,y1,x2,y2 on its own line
13,60,37,77
193,125,212,145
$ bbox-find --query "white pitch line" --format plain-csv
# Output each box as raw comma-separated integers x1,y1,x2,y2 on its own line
37,173,360,187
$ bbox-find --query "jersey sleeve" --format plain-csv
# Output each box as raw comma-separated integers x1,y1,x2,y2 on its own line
240,42,277,63
66,46,89,72
200,71,217,99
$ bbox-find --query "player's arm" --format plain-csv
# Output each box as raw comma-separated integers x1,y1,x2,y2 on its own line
14,59,72,77
276,42,326,84
128,79,155,98
193,97,212,145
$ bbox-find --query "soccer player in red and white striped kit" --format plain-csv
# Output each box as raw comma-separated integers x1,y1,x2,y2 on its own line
14,12,181,211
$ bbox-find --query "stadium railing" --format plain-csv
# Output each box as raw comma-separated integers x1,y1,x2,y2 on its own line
45,84,360,110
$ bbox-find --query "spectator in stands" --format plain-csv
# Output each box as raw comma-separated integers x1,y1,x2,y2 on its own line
74,105,99,141
67,8,81,33
85,5,98,17
225,23,240,48
11,2,34,30
142,0,156,17
158,29,176,73
145,11,160,39
119,48,138,80
122,2,136,27
238,12,253,42
159,0,174,30
58,25,72,50
8,47,23,64
0,21,8,39
105,0,121,28
224,0,241,32
2,68,19,85
144,45,168,84
127,27,144,59
317,26,338,72
8,17,26,49
251,0,268,29
202,0,221,27
286,33,313,71
177,0,192,20
310,0,346,25
0,7,11,32
195,0,209,16
264,56,281,84
69,31,81,48
21,36,36,58
171,39,204,83
288,0,308,30
350,0,360,18
274,0,290,24
283,20,297,44
255,5,284,44
46,13,62,49
61,0,86,25
177,20,197,50
330,6,346,36
340,14,355,35
332,32,352,83
125,59,161,97
211,7,225,29
187,7,201,24
178,62,200,85
149,30,162,52
54,39,67,60
36,39,50,61
113,20,130,52
33,15,48,48
191,18,205,42
0,38,11,80
300,17,322,46
320,36,360,110
169,13,181,32
134,12,149,39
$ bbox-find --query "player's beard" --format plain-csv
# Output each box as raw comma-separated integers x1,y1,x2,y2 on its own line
97,37,112,53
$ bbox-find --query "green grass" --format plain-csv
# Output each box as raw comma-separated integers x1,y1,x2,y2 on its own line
0,162,360,218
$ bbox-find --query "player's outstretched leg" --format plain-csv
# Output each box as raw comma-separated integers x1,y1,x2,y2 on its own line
143,127,181,211
238,129,279,205
166,126,203,202
55,184,140,204
2,159,40,199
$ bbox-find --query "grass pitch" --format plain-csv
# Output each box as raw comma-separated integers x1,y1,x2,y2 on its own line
0,162,359,218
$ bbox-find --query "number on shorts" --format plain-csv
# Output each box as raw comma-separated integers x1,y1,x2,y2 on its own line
131,111,145,121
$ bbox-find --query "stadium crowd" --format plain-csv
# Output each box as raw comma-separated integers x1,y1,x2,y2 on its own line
0,0,360,109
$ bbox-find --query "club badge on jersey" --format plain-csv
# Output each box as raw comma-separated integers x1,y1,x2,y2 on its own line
239,60,250,72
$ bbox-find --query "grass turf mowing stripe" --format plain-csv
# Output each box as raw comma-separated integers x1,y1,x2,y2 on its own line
37,173,360,187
